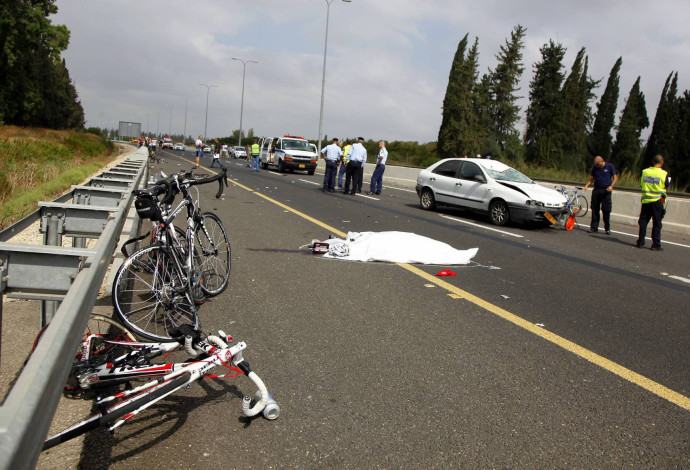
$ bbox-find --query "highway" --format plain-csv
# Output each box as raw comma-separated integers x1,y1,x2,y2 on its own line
42,148,690,468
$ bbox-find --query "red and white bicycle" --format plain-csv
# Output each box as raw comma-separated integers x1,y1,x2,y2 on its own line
42,321,279,450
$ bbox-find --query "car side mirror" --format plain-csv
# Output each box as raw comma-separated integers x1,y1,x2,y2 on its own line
474,174,486,183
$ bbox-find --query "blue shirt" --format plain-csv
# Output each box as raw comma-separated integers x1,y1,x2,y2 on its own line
376,147,388,165
321,143,343,161
349,143,367,163
591,162,616,188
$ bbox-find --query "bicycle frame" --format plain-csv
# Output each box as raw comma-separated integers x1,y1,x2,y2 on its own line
43,331,278,450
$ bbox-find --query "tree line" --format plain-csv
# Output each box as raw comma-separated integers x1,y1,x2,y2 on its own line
438,25,690,191
0,0,84,129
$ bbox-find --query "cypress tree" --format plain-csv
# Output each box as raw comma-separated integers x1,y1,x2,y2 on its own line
488,25,527,154
438,34,469,158
644,72,679,169
611,77,649,173
524,40,566,163
674,91,690,190
589,57,622,159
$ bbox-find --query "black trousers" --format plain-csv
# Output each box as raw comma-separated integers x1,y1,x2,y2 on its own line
344,161,361,194
323,160,338,190
637,200,663,248
590,188,612,231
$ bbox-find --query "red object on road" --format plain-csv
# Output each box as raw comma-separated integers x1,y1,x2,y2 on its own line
436,269,456,277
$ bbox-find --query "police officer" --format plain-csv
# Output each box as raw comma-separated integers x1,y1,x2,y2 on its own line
583,155,618,234
337,140,352,189
321,137,342,192
250,139,261,172
368,140,388,195
636,154,670,250
344,137,366,195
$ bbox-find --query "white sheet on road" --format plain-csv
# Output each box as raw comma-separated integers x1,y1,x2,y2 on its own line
322,231,478,264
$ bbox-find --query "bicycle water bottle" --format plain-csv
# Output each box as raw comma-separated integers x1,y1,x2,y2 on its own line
154,172,158,183
254,390,280,420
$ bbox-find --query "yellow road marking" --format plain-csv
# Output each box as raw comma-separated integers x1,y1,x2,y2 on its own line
224,169,690,412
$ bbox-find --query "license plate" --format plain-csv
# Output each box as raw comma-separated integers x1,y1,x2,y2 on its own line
299,164,305,168
544,211,556,224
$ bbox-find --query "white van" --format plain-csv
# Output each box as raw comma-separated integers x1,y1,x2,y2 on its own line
259,135,318,174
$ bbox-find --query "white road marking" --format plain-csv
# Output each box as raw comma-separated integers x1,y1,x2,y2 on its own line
608,229,690,248
661,273,690,284
439,215,524,238
299,179,320,186
357,193,379,200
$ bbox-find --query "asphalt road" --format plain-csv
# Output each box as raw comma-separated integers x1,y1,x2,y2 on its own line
43,149,690,468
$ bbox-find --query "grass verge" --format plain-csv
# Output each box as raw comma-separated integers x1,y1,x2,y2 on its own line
0,126,116,229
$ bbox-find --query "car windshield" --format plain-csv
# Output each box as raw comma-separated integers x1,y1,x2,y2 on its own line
283,139,311,151
483,166,533,184
235,147,244,151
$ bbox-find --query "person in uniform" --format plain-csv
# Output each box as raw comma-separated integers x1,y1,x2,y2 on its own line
583,155,618,234
338,140,351,189
368,140,388,195
321,138,343,192
636,154,670,250
250,139,261,172
344,137,366,195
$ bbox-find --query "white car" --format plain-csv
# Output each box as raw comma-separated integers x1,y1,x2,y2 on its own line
203,145,211,154
416,158,568,226
173,142,185,151
231,146,247,158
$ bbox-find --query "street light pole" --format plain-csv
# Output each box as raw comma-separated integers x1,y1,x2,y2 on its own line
200,83,218,139
318,0,352,154
232,57,258,146
184,99,188,143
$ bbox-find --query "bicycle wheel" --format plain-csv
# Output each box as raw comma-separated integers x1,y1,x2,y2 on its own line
574,195,589,218
194,211,231,297
112,244,199,341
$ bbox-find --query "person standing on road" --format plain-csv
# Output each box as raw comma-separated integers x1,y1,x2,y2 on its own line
321,137,343,192
356,142,367,194
211,139,222,168
344,137,366,196
368,140,388,195
338,140,351,189
636,154,671,250
250,139,261,172
195,135,204,167
583,155,618,234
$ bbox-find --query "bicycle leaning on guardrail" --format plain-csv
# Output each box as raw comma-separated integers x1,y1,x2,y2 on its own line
40,320,279,450
112,168,230,341
554,185,589,231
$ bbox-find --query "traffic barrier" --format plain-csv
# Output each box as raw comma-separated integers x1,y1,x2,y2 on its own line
0,146,148,470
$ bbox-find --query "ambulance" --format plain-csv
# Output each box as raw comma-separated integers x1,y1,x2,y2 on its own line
259,135,318,174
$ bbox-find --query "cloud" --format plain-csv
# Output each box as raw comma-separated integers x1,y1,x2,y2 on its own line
54,0,690,144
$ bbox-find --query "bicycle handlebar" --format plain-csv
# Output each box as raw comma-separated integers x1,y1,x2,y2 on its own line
184,167,227,199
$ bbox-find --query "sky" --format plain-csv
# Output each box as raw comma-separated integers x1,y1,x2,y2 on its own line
53,0,690,144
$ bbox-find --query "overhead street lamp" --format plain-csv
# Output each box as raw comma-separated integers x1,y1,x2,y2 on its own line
318,0,352,154
232,57,258,146
200,83,218,139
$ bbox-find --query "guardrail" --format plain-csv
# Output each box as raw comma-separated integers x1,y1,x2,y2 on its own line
0,147,149,470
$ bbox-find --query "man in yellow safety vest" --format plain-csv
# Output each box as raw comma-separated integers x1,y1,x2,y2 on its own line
636,154,671,251
250,139,261,172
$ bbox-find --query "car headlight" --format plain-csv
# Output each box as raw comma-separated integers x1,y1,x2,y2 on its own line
526,200,545,206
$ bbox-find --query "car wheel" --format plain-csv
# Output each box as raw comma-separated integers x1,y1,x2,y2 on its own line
308,170,315,175
420,188,435,211
489,200,509,226
278,159,285,173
